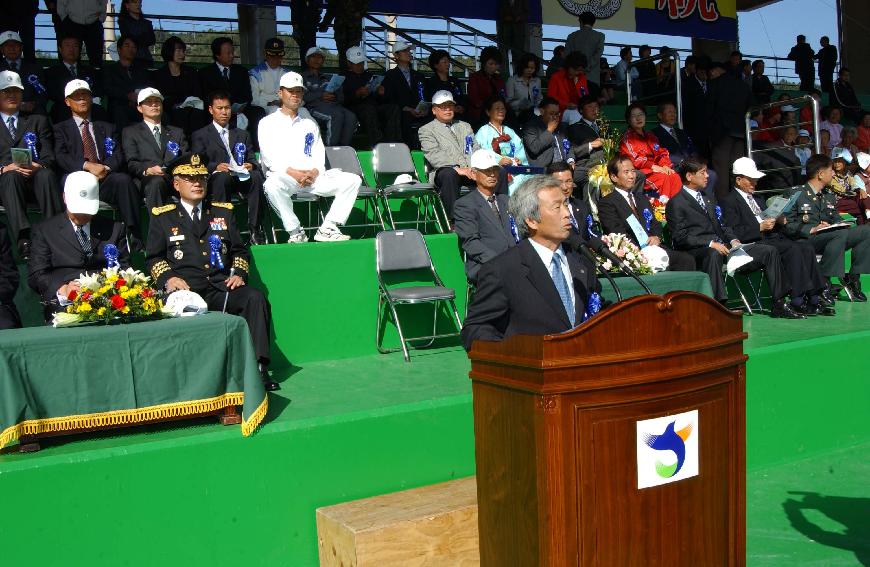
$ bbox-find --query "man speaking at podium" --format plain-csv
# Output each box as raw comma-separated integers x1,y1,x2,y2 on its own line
462,176,600,350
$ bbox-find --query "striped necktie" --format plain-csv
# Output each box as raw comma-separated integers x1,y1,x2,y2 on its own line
551,253,575,327
76,225,93,258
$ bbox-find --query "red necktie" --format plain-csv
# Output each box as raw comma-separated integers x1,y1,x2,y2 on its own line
81,119,98,163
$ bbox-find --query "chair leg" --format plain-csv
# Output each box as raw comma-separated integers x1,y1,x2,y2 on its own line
390,302,411,362
372,196,386,230
449,299,463,330
382,195,397,230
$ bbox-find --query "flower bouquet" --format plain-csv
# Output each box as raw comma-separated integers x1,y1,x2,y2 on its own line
587,114,623,198
650,196,667,223
597,233,653,276
52,266,168,327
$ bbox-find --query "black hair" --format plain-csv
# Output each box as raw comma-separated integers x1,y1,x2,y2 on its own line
806,154,833,179
578,94,597,109
482,95,507,114
160,36,186,63
678,155,708,183
564,51,587,70
579,12,596,26
207,90,232,107
546,161,573,175
639,44,652,56
427,49,449,71
514,52,539,77
619,46,632,58
685,55,697,65
211,37,234,59
606,155,633,177
479,46,502,67
656,100,676,114
538,96,559,109
624,102,646,123
116,35,138,50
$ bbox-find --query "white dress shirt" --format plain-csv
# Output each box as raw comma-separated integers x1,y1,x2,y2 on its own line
737,188,764,222
257,110,325,175
179,199,202,221
528,238,575,308
57,0,107,24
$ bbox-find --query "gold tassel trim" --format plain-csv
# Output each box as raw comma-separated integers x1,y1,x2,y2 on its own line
0,391,268,450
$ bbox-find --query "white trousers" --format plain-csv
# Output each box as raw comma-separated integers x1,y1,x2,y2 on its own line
264,169,361,232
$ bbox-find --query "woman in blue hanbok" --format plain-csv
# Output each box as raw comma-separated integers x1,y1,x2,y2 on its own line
474,97,531,194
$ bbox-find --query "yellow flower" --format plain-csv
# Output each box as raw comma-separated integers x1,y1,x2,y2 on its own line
106,275,118,283
119,285,129,293
122,306,130,314
97,307,106,316
77,302,92,313
98,285,110,294
66,306,74,314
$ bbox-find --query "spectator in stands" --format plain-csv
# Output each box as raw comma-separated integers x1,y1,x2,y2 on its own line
55,0,106,68
249,38,291,120
121,88,189,210
666,156,797,316
565,95,605,191
635,45,656,96
302,46,357,147
653,47,676,103
549,161,599,250
0,31,46,116
0,71,61,260
0,220,20,329
475,96,529,194
753,125,802,192
832,68,863,124
652,101,718,193
815,36,838,95
505,53,542,125
103,35,151,132
382,39,428,149
3,1,38,63
258,71,361,243
547,51,590,117
620,102,681,199
681,55,697,83
468,47,507,128
145,153,278,391
598,155,695,271
419,90,498,220
837,126,860,157
423,49,466,117
787,35,815,92
191,90,267,245
720,157,833,315
855,152,870,210
546,46,565,79
53,79,143,250
740,60,753,86
342,46,401,146
751,60,774,104
724,50,742,78
819,129,832,156
820,106,843,148
565,12,604,87
453,149,514,283
857,114,870,153
706,61,752,199
199,37,260,139
290,0,323,68
795,128,813,172
829,148,869,224
45,34,103,124
784,153,870,300
319,0,366,71
612,46,638,93
496,0,528,68
118,0,155,67
798,89,821,135
522,97,573,171
28,171,131,321
152,36,208,139
681,59,709,159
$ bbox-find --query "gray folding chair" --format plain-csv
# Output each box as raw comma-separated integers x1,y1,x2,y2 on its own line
325,145,385,235
375,229,463,362
724,265,767,314
267,191,325,244
372,143,448,233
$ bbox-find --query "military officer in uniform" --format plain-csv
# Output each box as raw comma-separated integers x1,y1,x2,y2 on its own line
146,153,279,390
784,153,870,301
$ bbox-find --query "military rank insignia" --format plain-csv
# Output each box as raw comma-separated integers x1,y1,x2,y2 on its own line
800,203,811,223
174,249,184,260
210,218,228,231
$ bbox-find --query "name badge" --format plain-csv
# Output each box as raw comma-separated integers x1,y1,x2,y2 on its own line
626,214,649,247
210,218,228,231
169,235,185,242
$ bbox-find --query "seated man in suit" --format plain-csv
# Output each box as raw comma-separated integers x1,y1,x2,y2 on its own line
382,40,428,149
122,87,189,210
453,149,515,283
199,37,262,141
44,34,103,124
191,90,267,245
342,46,402,147
651,101,718,200
565,95,605,189
145,153,278,391
53,79,143,251
102,35,151,132
666,156,802,318
783,153,870,301
302,46,357,147
721,157,833,315
27,171,130,322
0,30,46,116
597,155,695,271
0,220,21,329
419,90,507,221
462,175,601,350
0,70,62,260
522,97,573,170
548,160,598,249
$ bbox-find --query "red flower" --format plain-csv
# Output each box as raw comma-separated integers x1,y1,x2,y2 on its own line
115,278,127,289
67,289,78,301
82,291,92,301
140,288,153,298
111,295,126,310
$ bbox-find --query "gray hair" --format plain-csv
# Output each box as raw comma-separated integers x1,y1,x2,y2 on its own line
508,175,563,238
843,126,858,138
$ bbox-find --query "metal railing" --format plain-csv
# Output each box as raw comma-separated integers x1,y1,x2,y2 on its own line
626,51,683,128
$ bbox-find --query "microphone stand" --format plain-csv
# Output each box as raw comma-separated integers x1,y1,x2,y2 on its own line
577,242,622,302
222,267,235,312
582,238,655,295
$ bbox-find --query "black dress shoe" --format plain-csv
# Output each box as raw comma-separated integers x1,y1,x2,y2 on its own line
249,229,268,246
815,304,836,316
260,370,280,391
848,282,867,302
818,293,836,307
17,239,31,260
771,301,806,319
795,303,817,316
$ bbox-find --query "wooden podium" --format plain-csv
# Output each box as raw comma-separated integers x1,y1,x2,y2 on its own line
467,292,747,566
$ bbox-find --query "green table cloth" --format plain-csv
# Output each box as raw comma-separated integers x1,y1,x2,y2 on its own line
0,313,267,449
598,270,713,303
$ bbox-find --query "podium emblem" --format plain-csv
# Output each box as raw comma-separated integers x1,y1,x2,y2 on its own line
636,409,699,489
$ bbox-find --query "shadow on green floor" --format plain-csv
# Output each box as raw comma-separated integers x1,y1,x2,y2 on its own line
782,492,870,566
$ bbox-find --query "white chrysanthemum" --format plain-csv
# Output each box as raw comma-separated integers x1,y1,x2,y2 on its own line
77,272,102,291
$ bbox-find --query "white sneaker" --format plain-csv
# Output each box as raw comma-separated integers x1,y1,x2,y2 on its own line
286,229,309,243
314,225,351,242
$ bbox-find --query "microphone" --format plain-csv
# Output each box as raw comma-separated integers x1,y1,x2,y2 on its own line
591,240,654,295
222,267,235,313
577,241,622,302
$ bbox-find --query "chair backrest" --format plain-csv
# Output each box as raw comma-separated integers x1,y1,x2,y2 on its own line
325,146,366,179
373,143,417,177
376,229,433,272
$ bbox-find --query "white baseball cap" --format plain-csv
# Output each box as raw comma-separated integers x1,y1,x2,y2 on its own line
392,40,412,55
431,90,455,105
0,70,23,90
470,149,500,170
279,71,305,89
137,87,163,104
781,105,797,112
857,152,870,171
64,79,91,98
64,171,100,215
732,157,765,179
0,31,22,46
305,46,324,59
346,46,365,65
798,129,810,138
831,147,853,163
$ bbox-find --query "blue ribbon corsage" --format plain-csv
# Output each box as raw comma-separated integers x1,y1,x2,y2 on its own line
642,208,653,231
562,138,570,158
464,135,473,155
103,243,120,269
23,131,38,160
208,234,225,269
508,213,520,243
304,132,314,157
233,142,246,165
569,209,579,234
166,140,180,158
586,214,598,238
714,205,723,225
27,74,46,95
582,291,602,322
104,137,115,157
417,81,424,101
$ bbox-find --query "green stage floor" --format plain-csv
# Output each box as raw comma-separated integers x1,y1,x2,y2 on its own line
2,301,870,566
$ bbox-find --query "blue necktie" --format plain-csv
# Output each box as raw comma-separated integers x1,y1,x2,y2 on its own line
551,253,575,327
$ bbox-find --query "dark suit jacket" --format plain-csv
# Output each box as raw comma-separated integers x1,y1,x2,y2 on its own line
452,190,514,282
680,75,708,149
597,188,663,247
522,116,573,168
27,213,130,303
666,188,737,251
382,66,426,110
461,238,600,350
651,124,695,168
102,61,152,109
787,43,815,76
565,195,605,251
0,113,55,169
816,45,838,75
53,118,125,176
121,121,189,178
753,141,801,190
706,73,751,142
198,63,253,106
191,123,258,172
0,221,18,306
718,189,769,243
0,58,46,110
44,61,102,122
566,119,604,180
